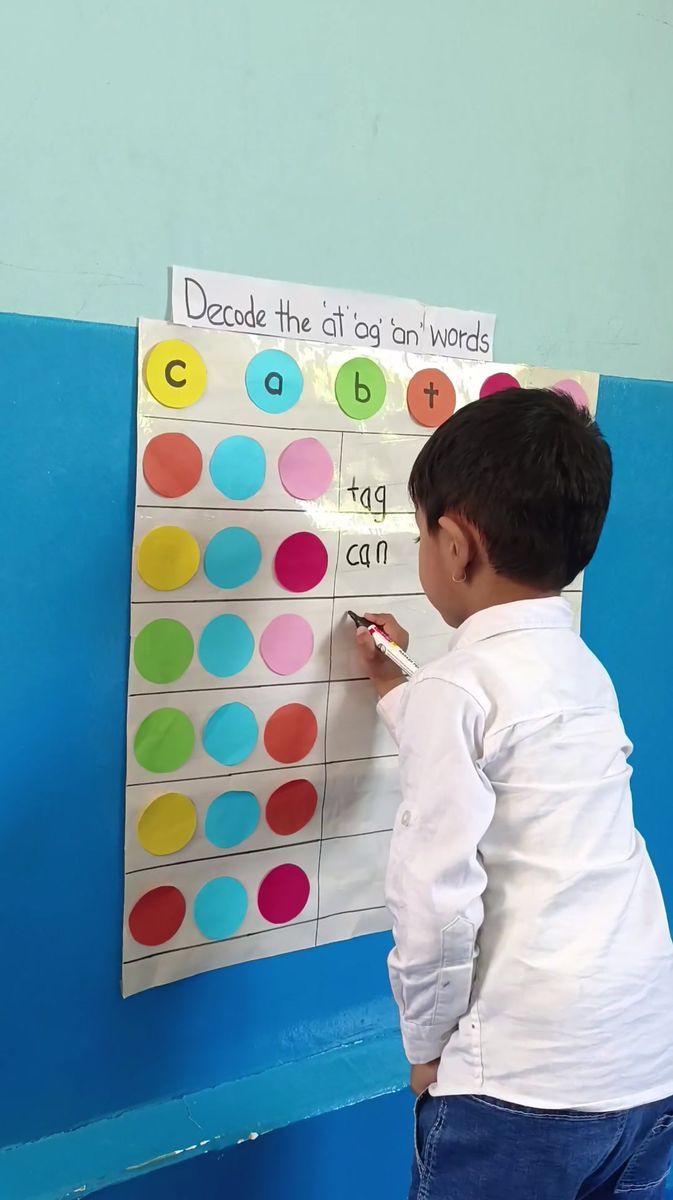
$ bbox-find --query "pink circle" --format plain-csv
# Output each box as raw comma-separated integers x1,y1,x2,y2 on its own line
479,372,520,399
259,614,314,676
258,863,311,925
278,438,334,501
553,379,589,409
274,532,328,593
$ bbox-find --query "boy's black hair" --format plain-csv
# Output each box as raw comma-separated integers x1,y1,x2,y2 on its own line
408,388,612,591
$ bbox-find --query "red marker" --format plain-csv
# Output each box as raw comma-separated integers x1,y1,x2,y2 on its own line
348,611,418,677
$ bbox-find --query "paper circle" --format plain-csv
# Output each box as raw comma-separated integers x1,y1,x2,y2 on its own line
145,340,207,409
335,357,386,420
205,790,260,849
406,369,456,428
137,526,200,592
245,350,303,414
278,437,334,501
264,704,318,764
266,779,318,836
553,379,589,409
133,708,195,773
134,619,194,684
143,432,203,498
137,792,197,856
479,372,520,399
202,702,258,766
259,614,314,676
258,864,310,925
128,885,186,946
198,614,255,678
210,435,266,500
204,528,261,590
194,877,248,940
274,532,328,593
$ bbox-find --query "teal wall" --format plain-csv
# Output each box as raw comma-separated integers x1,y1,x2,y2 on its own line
2,0,672,380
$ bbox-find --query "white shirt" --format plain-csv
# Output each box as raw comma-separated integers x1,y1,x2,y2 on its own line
379,597,673,1111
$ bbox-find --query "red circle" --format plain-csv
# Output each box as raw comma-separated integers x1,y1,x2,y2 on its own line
266,778,318,835
274,532,328,593
406,369,456,427
479,372,520,399
264,704,318,764
143,432,203,498
258,864,311,925
128,885,186,946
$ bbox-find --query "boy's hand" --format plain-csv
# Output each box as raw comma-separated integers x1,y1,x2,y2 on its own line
410,1060,440,1096
363,613,410,650
355,612,410,699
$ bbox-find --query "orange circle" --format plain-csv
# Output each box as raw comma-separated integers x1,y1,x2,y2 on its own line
264,704,318,764
406,369,456,427
143,433,203,498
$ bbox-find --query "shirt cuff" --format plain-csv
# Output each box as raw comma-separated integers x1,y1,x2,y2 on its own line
399,1019,448,1066
376,683,406,744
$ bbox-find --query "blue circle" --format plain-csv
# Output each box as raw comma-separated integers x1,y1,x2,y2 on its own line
205,791,260,849
198,615,254,678
202,702,258,766
245,350,304,414
194,877,248,940
210,436,266,501
204,528,261,589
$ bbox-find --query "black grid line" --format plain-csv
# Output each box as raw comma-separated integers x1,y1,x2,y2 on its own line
314,430,344,944
124,905,390,966
125,753,397,788
126,826,394,877
135,408,429,440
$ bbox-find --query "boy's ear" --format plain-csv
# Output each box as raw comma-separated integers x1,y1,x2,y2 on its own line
438,514,482,574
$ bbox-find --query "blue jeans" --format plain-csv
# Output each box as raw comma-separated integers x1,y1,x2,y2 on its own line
411,1093,673,1199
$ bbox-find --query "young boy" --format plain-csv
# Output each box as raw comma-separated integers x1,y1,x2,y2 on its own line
355,389,673,1200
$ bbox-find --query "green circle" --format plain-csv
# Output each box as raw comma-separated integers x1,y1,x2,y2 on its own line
334,357,386,420
134,619,194,684
134,708,195,773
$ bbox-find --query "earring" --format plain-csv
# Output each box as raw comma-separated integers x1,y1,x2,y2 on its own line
452,571,467,584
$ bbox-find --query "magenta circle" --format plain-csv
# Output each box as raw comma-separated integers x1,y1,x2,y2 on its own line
259,614,314,676
274,532,328,593
278,437,334,501
479,372,520,399
258,864,311,925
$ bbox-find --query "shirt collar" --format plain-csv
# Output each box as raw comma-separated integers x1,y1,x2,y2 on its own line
451,596,574,652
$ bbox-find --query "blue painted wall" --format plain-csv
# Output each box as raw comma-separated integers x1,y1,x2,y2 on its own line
1,312,399,1154
3,311,673,1200
4,309,673,1200
96,1092,414,1200
581,376,673,890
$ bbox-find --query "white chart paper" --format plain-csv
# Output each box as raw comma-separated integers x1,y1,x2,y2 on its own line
123,318,596,994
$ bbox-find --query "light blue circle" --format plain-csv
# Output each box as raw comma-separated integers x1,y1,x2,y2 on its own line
245,349,304,414
205,790,260,849
194,877,248,940
198,615,255,678
202,702,258,766
204,527,261,589
210,436,266,501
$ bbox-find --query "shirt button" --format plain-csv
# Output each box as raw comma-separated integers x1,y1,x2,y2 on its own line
401,810,411,827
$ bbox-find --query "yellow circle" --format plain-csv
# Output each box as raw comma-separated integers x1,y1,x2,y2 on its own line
137,791,197,856
145,340,207,409
137,526,200,591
